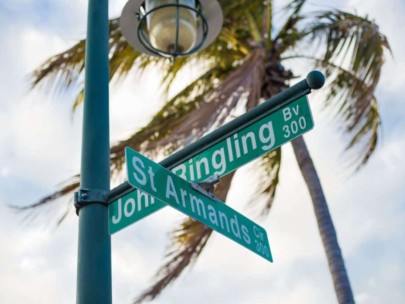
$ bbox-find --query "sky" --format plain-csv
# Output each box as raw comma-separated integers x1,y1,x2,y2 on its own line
0,0,404,303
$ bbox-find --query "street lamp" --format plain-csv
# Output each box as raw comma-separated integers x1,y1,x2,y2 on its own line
120,0,223,59
77,0,223,303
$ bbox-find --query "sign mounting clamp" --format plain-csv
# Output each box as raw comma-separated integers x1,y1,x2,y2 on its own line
190,174,221,201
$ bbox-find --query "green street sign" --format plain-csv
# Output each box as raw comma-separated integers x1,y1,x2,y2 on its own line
109,95,313,234
124,147,273,262
170,95,313,180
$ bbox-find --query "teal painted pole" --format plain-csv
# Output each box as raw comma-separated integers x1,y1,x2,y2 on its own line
77,0,112,303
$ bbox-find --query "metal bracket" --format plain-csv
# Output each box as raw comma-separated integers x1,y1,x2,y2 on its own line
74,189,109,215
190,174,220,201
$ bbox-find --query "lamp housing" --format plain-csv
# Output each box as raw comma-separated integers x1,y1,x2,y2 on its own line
120,0,223,59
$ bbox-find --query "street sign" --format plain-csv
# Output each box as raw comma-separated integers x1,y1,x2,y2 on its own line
171,95,313,180
109,95,313,234
123,147,273,262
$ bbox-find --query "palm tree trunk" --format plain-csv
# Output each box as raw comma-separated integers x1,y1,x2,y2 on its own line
291,135,355,304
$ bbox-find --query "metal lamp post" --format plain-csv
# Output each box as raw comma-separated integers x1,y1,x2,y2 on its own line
76,0,223,303
76,0,111,303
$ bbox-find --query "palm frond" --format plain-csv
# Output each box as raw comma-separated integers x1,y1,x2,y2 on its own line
109,65,234,173
31,19,162,104
324,64,380,169
31,39,85,93
133,172,235,304
248,147,281,217
72,85,84,112
284,0,307,14
299,10,390,168
143,48,265,150
108,19,161,82
11,175,80,210
263,0,272,46
245,8,264,45
134,219,212,304
272,1,308,57
158,14,258,94
308,10,390,79
111,48,265,172
220,0,262,19
283,54,382,169
9,176,80,227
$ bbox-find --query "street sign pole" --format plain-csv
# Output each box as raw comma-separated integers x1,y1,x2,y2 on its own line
76,0,112,303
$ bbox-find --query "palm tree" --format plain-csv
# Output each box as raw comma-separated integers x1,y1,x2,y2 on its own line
24,0,390,303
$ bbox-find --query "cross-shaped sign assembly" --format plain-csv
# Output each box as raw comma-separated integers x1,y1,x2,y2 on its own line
107,71,325,262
